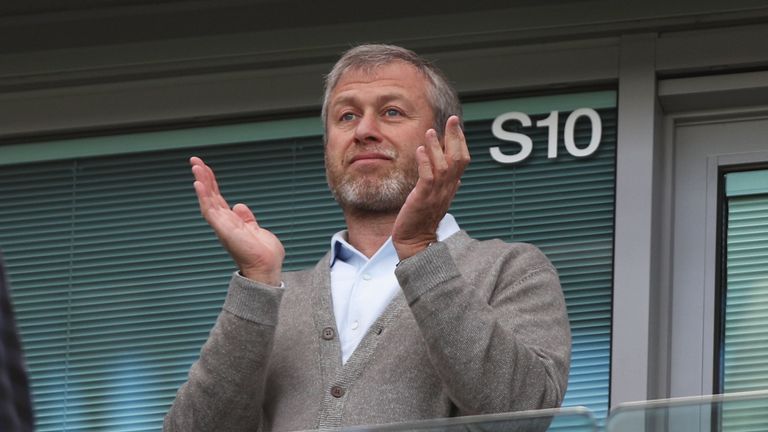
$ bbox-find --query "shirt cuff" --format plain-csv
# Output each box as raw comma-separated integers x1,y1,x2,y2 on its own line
235,270,285,288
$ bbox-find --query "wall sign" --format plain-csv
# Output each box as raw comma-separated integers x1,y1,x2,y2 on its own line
490,108,603,164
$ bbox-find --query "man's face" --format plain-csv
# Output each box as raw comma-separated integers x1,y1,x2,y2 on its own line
325,61,436,213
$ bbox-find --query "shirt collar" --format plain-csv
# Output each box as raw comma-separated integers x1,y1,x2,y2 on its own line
329,213,460,267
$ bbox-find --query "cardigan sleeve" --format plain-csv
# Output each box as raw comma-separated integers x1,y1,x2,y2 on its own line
394,240,571,414
163,273,283,432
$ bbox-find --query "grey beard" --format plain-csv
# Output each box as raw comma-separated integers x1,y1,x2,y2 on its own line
329,173,416,213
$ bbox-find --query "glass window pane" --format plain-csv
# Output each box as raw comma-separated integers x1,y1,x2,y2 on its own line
721,169,768,432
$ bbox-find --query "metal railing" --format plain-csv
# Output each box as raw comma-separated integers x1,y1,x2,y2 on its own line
304,390,768,432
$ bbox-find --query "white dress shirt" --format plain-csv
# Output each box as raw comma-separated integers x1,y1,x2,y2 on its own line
329,213,460,363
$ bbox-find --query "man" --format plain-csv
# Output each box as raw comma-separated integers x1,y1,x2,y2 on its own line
0,252,35,432
165,44,570,431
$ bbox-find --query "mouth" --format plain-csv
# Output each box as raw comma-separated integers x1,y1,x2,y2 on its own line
349,152,394,165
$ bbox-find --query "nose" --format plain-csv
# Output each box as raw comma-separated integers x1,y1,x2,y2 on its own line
354,112,382,144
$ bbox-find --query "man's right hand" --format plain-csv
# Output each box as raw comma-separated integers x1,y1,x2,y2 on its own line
190,156,285,286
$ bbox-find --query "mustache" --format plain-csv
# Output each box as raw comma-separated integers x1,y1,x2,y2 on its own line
346,145,398,162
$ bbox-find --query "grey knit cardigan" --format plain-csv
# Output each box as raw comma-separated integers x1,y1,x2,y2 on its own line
164,231,571,431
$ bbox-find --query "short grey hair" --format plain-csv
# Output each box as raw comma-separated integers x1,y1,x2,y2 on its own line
321,44,462,139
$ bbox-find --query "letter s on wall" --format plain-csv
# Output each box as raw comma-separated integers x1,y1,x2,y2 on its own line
490,112,533,164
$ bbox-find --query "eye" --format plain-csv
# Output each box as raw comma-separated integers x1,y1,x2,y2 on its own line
384,108,402,117
340,112,356,122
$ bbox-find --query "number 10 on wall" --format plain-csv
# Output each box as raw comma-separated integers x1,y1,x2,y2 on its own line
490,108,603,164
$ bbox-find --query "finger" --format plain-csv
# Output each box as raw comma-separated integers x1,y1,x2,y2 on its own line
425,128,447,178
190,156,220,196
191,159,228,210
190,156,204,167
191,164,208,190
191,165,216,209
443,116,461,156
193,179,215,219
416,145,433,183
198,160,222,196
444,116,470,166
232,203,258,226
193,172,233,226
191,158,213,196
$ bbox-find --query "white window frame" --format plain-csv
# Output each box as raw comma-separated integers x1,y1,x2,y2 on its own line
658,73,768,399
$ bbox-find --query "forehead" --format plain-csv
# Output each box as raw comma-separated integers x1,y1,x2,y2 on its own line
331,61,431,101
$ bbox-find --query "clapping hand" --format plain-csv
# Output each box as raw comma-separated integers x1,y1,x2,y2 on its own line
392,116,470,260
190,157,285,286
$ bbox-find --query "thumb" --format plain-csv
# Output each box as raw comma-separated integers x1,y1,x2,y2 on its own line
232,203,258,226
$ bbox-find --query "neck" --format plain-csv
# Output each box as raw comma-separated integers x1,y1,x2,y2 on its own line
342,208,398,258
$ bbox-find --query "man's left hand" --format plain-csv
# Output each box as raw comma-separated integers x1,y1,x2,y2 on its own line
392,115,470,260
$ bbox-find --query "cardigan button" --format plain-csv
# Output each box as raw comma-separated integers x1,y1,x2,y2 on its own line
330,386,345,398
321,327,335,340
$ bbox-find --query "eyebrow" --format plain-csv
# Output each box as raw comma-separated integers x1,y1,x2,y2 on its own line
330,92,415,111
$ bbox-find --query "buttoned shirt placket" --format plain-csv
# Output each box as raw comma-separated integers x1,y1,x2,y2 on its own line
329,214,461,363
